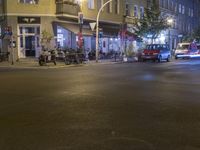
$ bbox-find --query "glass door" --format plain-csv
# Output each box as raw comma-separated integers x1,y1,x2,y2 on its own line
25,35,36,56
18,26,40,58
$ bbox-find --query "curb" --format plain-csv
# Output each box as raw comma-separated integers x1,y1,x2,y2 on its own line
0,61,121,69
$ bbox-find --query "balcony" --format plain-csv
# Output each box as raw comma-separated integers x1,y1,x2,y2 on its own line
56,0,80,16
124,16,138,24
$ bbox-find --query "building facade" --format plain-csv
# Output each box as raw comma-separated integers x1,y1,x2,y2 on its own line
124,0,200,51
124,0,147,52
0,0,199,61
0,0,125,60
159,0,200,50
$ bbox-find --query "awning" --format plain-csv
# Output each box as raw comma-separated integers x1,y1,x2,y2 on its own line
55,22,93,36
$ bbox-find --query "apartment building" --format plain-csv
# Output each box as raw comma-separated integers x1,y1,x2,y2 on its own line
0,0,124,60
159,0,200,49
124,0,200,51
124,0,147,51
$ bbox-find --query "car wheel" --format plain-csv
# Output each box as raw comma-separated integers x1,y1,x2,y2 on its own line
158,56,162,62
167,55,171,62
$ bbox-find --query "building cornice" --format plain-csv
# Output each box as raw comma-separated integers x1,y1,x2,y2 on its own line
5,13,121,25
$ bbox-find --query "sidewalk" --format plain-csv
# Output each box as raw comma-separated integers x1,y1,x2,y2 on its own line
0,58,121,69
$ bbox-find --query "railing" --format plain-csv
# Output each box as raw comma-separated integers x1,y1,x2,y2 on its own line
56,0,80,16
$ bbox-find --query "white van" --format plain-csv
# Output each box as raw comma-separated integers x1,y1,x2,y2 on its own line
174,43,200,59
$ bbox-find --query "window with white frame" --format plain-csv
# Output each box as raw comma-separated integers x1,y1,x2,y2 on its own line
114,0,120,14
188,24,191,33
88,0,95,9
125,4,130,16
174,3,177,12
140,6,144,19
167,0,169,9
191,9,193,17
97,0,104,11
179,4,181,13
188,8,191,16
171,0,174,11
19,0,38,4
134,5,138,18
182,5,185,14
107,1,112,13
160,0,164,7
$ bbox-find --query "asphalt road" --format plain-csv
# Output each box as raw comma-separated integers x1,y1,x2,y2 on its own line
0,59,200,150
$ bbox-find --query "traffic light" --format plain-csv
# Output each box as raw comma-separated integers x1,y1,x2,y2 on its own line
78,12,83,24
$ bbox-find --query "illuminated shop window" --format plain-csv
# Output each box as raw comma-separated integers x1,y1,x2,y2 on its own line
19,0,39,4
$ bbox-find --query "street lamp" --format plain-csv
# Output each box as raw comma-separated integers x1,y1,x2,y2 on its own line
96,0,113,63
167,18,174,51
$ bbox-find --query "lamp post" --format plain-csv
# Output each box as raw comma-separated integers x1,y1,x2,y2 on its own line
167,18,173,51
96,0,113,63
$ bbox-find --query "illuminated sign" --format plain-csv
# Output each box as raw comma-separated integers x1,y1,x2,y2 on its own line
18,17,41,24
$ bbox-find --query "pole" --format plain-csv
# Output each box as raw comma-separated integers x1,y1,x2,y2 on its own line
96,0,112,63
78,1,83,50
169,29,170,48
11,35,14,65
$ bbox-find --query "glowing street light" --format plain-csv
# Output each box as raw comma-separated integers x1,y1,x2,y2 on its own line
167,18,174,51
167,18,173,25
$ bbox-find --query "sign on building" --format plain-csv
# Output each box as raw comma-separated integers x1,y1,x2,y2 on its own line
18,17,41,24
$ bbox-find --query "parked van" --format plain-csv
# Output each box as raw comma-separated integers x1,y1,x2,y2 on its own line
174,42,200,59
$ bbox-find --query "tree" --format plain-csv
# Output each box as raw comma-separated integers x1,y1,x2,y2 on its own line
40,30,54,50
132,0,169,43
192,27,200,42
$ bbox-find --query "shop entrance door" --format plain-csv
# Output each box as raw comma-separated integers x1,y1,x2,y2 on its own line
18,26,40,58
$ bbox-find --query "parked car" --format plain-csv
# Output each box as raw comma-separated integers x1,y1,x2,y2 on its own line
141,44,171,62
174,42,200,59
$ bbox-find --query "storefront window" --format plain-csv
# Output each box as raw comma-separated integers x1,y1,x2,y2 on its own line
20,36,23,48
19,0,39,4
25,27,35,34
36,36,40,47
36,27,40,35
19,27,23,34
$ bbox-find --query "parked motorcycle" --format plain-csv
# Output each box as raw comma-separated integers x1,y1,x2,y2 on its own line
64,48,85,65
38,49,57,66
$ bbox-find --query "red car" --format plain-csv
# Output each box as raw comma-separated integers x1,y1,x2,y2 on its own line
141,44,171,62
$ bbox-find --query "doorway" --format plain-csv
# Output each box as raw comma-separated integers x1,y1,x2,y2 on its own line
18,26,40,58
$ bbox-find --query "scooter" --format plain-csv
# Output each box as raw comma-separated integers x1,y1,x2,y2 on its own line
39,49,57,66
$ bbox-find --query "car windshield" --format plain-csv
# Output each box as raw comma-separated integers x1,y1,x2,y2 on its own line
146,44,167,50
176,44,189,50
